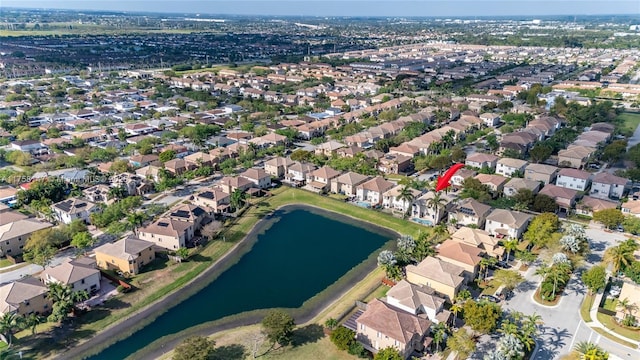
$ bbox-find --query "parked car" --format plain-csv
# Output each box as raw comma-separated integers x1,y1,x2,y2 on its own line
478,294,500,303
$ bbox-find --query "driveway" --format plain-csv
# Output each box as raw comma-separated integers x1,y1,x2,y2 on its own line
491,227,639,360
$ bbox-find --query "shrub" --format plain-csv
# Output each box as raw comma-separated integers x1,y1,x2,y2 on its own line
330,326,355,351
348,341,367,358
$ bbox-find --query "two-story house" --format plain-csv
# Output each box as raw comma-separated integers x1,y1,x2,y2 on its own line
264,157,294,178
474,174,508,196
0,277,51,316
589,172,630,200
503,178,542,197
41,258,101,294
240,168,272,189
436,239,484,281
356,299,432,359
496,158,528,177
218,176,253,194
412,191,457,226
356,177,395,207
382,185,422,214
555,168,592,192
406,256,466,301
538,184,580,213
193,189,231,214
330,172,370,196
484,209,532,240
465,153,499,171
524,163,559,185
51,198,99,224
450,226,503,259
285,162,317,186
137,217,194,250
448,198,492,228
0,211,53,257
94,236,156,275
385,280,449,324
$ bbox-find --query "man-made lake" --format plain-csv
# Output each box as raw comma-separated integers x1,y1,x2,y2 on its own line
87,205,393,359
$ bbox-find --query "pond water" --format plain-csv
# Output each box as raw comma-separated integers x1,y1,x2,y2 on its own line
87,205,393,359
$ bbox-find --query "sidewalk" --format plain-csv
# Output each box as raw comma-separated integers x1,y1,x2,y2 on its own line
585,291,640,349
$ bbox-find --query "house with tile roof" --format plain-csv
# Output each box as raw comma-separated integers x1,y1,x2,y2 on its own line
622,199,640,218
484,209,532,240
138,217,194,250
218,176,253,194
503,177,542,197
575,196,619,218
0,277,51,316
450,227,503,259
94,236,155,275
0,213,53,257
496,158,528,177
385,280,449,324
356,176,395,207
558,145,595,169
590,172,630,200
465,153,499,170
41,258,101,294
524,163,559,185
240,168,272,189
474,174,508,195
285,162,317,185
411,191,457,226
264,157,294,178
330,172,370,196
51,197,99,225
382,186,422,214
406,256,466,301
448,198,492,228
356,298,432,359
314,140,346,157
436,239,485,280
539,184,580,213
193,189,231,214
555,168,593,191
307,166,342,192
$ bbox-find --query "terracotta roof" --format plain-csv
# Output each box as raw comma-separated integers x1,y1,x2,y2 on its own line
453,198,492,218
265,156,294,167
450,227,500,249
504,178,541,192
539,184,579,201
474,174,508,187
406,256,465,288
240,168,270,181
437,239,484,267
356,299,431,344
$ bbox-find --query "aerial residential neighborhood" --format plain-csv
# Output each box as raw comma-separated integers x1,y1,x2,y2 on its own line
0,5,639,360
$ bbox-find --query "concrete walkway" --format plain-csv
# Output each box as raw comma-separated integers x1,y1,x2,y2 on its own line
584,291,640,349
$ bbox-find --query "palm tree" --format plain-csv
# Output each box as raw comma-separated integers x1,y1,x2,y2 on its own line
230,189,246,212
432,322,449,352
25,313,45,335
479,257,497,280
502,239,518,263
0,313,25,346
47,282,89,324
616,297,638,318
535,262,551,283
127,212,145,232
450,300,463,327
324,318,338,331
604,242,636,273
426,191,448,223
548,265,569,299
574,341,609,360
395,186,415,219
498,319,519,336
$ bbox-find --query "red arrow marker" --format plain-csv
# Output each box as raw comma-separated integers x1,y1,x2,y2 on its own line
435,163,465,192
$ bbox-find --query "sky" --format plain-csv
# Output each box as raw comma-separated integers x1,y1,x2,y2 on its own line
0,0,639,17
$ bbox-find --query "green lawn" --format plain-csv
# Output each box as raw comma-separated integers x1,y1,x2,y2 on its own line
363,284,390,302
617,112,640,134
580,293,595,322
0,258,14,268
596,312,640,341
479,279,502,296
602,298,618,312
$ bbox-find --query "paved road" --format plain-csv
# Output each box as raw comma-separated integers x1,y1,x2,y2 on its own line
495,227,638,360
626,120,640,151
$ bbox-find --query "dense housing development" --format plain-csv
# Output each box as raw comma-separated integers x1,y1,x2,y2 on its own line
0,9,640,360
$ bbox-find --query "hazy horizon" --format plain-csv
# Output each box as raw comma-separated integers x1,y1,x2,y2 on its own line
1,0,639,17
